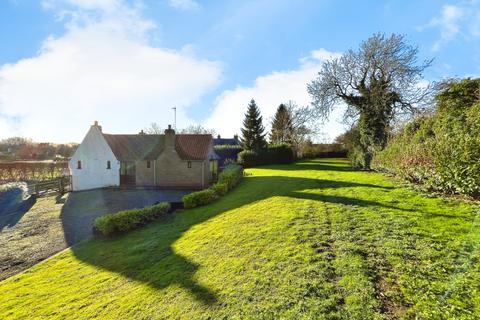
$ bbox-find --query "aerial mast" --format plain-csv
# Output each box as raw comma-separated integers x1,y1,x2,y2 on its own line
172,106,177,131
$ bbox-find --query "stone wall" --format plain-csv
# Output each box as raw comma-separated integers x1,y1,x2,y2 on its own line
155,150,209,188
135,160,155,186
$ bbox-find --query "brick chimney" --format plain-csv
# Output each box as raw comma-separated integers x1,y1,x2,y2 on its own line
164,124,175,150
92,120,102,132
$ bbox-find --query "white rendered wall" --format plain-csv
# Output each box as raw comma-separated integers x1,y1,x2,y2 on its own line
69,126,120,191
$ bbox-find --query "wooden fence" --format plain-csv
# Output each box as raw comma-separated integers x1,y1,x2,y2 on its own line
26,176,72,196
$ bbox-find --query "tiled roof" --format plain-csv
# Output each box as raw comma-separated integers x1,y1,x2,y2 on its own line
102,133,212,161
213,137,240,146
175,134,212,160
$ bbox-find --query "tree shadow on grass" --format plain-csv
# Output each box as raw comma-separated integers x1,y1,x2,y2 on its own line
256,159,354,173
68,172,404,306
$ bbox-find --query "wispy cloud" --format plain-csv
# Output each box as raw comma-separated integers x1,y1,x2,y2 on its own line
167,0,200,11
423,1,480,51
0,0,221,142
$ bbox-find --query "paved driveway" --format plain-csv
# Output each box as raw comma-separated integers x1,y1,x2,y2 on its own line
0,188,191,280
61,188,191,245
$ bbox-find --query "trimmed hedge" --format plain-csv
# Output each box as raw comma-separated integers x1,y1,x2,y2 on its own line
183,189,218,209
211,182,228,196
94,202,170,236
300,143,348,159
182,164,244,208
217,164,243,190
237,144,294,168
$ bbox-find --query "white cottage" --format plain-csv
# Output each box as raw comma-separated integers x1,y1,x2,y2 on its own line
69,121,219,191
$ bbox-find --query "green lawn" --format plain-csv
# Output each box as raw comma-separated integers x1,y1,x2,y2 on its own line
1,159,479,319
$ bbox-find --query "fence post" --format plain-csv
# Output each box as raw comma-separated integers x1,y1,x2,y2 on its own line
59,178,64,194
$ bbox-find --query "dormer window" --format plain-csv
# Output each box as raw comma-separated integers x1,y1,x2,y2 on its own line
107,161,111,169
77,160,82,169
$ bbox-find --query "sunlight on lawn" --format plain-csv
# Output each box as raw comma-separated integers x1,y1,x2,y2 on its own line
0,159,479,319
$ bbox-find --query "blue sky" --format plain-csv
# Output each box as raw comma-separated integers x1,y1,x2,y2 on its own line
0,0,479,142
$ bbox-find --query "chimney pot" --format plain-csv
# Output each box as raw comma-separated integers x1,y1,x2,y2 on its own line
92,121,102,132
164,125,175,149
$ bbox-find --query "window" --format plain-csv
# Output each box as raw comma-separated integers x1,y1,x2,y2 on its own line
77,160,82,169
147,161,151,168
187,161,192,168
107,161,111,169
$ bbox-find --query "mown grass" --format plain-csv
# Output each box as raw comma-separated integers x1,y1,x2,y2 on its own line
0,159,479,319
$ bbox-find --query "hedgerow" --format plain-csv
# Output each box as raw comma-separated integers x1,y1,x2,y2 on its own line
373,78,480,197
182,189,218,209
237,144,294,168
183,164,244,208
94,202,171,236
217,164,243,191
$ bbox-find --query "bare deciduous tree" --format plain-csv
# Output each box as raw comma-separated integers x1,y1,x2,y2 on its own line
144,122,163,134
308,33,433,169
180,124,216,135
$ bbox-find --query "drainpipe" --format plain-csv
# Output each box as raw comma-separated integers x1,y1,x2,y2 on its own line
201,161,205,189
154,161,156,186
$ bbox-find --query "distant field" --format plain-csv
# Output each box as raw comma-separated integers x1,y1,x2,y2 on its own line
0,159,479,319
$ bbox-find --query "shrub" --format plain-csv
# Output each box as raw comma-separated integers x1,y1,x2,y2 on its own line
211,182,228,196
237,150,257,167
182,164,243,208
217,164,243,190
373,78,480,197
223,158,237,166
183,189,218,209
94,202,171,236
237,144,295,168
214,147,243,168
299,142,348,159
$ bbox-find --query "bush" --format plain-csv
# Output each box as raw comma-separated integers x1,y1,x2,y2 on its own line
211,182,228,196
299,142,348,159
373,78,480,197
94,202,171,236
182,164,243,208
237,144,295,168
237,150,257,167
217,164,243,190
214,147,243,168
183,189,218,209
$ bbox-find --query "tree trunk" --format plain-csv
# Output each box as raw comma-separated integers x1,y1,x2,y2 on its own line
363,151,373,170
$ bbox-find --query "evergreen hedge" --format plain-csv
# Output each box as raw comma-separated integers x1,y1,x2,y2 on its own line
183,164,244,208
183,189,218,209
237,144,295,168
94,202,171,236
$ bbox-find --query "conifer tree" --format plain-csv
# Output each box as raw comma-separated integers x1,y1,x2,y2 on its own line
240,99,267,150
270,104,293,144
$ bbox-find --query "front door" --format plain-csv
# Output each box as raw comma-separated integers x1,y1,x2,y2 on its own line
120,161,136,185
